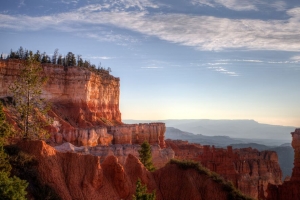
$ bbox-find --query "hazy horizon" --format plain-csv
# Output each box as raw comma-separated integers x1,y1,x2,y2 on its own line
1,0,299,127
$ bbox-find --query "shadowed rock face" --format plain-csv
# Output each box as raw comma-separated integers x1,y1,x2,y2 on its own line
18,140,250,200
165,139,282,199
266,128,300,200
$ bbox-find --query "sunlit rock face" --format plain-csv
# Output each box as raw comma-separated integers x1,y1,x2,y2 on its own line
107,123,166,148
19,140,245,200
165,139,282,199
55,142,174,169
0,60,167,148
0,59,121,126
267,128,300,200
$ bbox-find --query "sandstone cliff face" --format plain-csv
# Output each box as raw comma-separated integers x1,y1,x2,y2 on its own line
0,59,121,126
18,140,249,200
266,128,300,200
108,123,166,148
166,139,282,199
0,60,166,148
54,142,174,168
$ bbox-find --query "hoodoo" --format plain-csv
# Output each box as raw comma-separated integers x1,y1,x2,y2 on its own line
267,128,300,200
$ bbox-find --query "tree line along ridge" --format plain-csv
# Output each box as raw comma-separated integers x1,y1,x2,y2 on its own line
1,46,112,75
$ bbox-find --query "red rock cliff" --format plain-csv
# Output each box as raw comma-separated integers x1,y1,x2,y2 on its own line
266,128,300,200
166,139,282,199
18,140,251,200
0,59,166,147
0,59,121,126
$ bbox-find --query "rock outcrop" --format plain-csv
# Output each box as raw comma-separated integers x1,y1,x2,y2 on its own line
166,139,282,199
0,59,121,125
54,142,174,168
0,59,166,148
266,128,300,200
18,140,251,200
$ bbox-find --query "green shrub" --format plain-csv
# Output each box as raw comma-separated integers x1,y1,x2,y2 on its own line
5,145,61,200
0,171,28,200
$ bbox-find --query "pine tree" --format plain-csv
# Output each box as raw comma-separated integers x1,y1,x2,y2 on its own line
132,179,156,200
138,141,155,171
9,54,51,139
0,103,28,199
0,103,12,172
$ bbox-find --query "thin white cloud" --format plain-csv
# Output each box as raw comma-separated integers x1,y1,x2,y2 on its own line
18,0,25,8
242,59,263,63
208,66,239,76
87,56,114,60
207,62,231,65
1,4,300,51
290,55,300,61
191,0,257,11
141,66,163,69
270,1,287,11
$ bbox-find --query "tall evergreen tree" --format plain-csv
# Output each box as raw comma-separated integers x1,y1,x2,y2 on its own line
52,49,59,64
138,141,155,172
132,179,156,200
9,53,51,139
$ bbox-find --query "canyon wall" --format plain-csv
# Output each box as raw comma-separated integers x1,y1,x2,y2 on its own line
0,59,121,126
50,122,166,148
166,139,282,199
0,59,166,148
266,128,300,200
18,140,250,200
54,142,174,169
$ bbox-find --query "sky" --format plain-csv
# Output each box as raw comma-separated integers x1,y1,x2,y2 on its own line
0,0,299,127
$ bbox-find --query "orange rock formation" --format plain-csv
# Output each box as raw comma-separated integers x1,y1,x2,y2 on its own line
19,140,249,200
166,139,282,199
0,59,166,147
266,128,300,200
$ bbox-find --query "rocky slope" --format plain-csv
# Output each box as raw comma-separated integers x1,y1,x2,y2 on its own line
165,139,282,199
266,128,300,200
18,140,251,200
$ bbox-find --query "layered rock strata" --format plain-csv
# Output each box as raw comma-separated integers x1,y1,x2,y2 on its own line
54,142,174,168
0,59,121,126
19,140,249,200
107,123,166,148
50,122,166,147
166,139,282,199
0,60,166,148
266,128,300,200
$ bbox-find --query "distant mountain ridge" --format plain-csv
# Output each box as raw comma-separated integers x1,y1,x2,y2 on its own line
124,119,295,142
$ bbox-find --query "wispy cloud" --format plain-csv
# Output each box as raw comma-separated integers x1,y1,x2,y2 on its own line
191,0,257,11
290,55,300,61
208,66,239,76
191,0,287,12
87,56,114,60
18,0,26,8
141,66,163,69
270,1,287,11
1,3,300,51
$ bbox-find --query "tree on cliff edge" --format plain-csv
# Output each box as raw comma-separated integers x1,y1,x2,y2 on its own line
9,53,51,139
132,179,156,200
138,141,155,172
